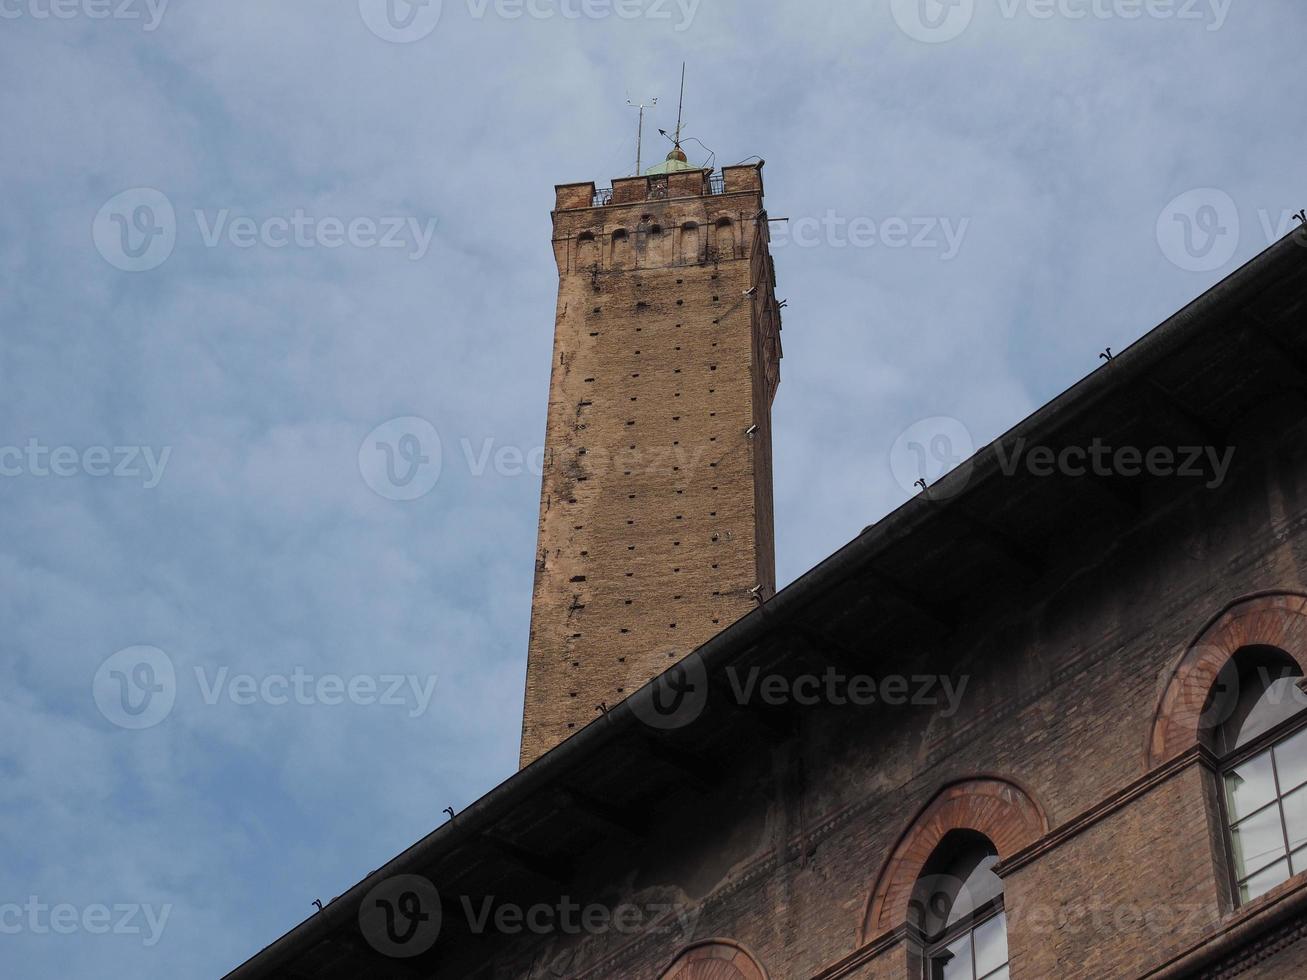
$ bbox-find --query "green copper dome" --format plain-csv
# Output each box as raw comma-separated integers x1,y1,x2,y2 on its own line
645,146,698,176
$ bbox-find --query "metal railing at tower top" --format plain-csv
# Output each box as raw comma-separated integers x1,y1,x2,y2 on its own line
590,173,728,207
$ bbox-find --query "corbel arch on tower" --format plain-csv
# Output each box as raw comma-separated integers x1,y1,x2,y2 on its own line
576,230,599,269
1146,591,1307,769
610,227,632,267
679,221,701,264
713,216,736,259
860,777,1048,944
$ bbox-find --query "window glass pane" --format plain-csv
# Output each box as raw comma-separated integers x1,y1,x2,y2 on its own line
1275,727,1307,794
979,967,1010,980
1283,785,1307,853
973,912,1008,977
1225,751,1278,820
1231,803,1289,878
915,837,1003,939
1234,676,1307,748
931,932,972,980
1240,858,1291,904
1293,846,1307,878
1217,659,1307,754
948,853,1003,928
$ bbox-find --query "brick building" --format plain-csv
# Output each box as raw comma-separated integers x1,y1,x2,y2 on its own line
225,159,1307,979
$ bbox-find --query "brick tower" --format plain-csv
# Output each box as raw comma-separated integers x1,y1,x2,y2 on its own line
519,155,783,766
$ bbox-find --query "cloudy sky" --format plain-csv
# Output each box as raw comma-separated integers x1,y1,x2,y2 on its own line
1,0,1303,975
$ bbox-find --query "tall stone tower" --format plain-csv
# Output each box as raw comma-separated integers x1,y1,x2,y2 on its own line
519,154,783,767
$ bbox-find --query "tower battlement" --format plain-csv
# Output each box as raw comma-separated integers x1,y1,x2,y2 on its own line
549,162,775,281
554,161,765,211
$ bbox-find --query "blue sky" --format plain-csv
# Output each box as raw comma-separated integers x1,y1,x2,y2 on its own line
0,1,1303,975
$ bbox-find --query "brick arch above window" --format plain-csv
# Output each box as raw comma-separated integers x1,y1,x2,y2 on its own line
861,777,1048,943
659,939,768,980
1146,591,1307,769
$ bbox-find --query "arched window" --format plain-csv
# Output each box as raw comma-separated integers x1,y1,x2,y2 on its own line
611,228,631,267
641,223,669,265
910,831,1009,980
715,217,736,258
576,230,598,268
680,222,701,263
1207,646,1307,904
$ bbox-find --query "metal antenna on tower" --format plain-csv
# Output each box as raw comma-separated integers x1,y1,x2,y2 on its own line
673,62,687,150
658,63,713,169
626,94,658,176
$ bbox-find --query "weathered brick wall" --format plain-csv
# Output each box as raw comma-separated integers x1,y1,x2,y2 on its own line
486,409,1307,975
519,166,782,766
1239,933,1307,978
